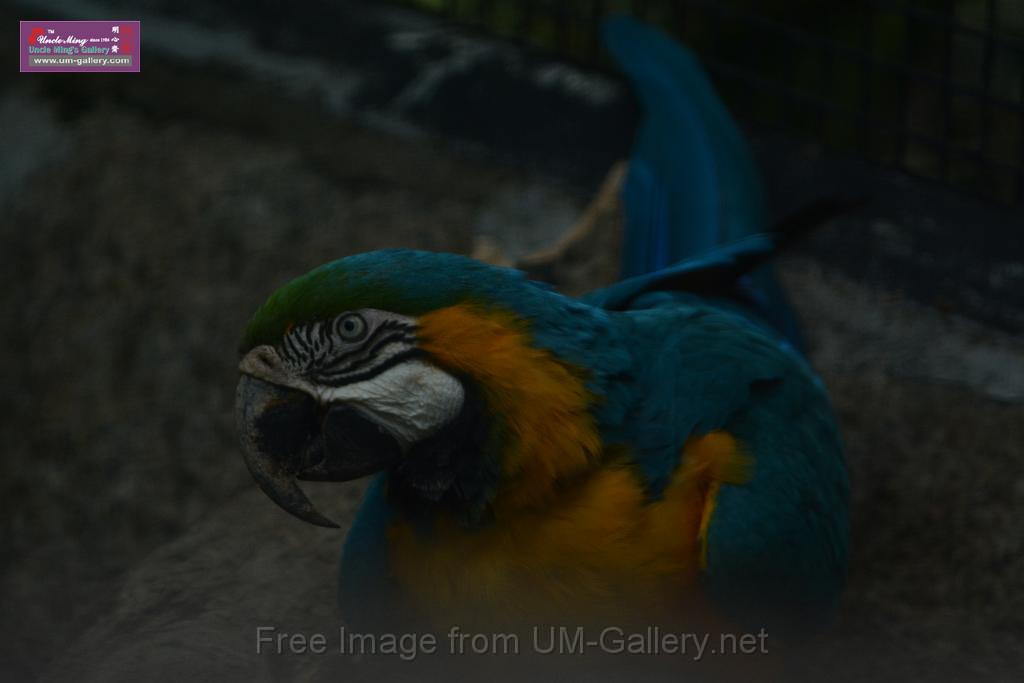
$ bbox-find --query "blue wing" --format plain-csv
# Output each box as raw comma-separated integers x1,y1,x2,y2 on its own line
599,16,847,625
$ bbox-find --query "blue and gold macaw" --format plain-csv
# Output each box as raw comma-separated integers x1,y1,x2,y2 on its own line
235,16,848,633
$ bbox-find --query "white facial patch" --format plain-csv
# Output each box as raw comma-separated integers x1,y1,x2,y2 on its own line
317,359,464,450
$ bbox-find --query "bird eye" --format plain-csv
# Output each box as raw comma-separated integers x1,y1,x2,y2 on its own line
336,313,368,342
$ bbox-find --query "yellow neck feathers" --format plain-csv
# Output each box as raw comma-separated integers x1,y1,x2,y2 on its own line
417,304,602,512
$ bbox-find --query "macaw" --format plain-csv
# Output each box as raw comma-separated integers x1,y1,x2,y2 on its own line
234,16,848,633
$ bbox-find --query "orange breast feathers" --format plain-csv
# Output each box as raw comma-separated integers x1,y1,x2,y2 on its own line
397,304,750,627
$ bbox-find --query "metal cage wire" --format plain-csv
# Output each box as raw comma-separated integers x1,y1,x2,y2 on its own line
399,0,1024,206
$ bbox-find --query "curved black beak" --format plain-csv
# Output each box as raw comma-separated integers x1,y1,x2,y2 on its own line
235,373,402,528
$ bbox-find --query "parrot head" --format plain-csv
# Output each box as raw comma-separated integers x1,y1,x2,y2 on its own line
235,250,618,528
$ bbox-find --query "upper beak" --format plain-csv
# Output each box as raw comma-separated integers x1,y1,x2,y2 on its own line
235,358,403,528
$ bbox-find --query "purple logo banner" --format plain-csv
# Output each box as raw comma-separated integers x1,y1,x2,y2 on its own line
20,20,140,73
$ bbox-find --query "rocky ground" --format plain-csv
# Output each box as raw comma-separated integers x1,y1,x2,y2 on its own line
3,5,1024,681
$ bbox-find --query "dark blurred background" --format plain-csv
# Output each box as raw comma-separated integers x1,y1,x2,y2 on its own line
1,1,1022,681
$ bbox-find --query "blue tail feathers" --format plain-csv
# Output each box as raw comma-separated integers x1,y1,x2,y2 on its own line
601,15,804,351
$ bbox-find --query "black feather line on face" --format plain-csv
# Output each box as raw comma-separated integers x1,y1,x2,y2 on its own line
301,325,315,352
356,330,416,368
318,322,414,372
316,337,416,383
277,314,416,378
316,347,424,387
282,331,304,364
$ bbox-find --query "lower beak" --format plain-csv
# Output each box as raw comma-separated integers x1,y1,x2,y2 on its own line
235,374,402,528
